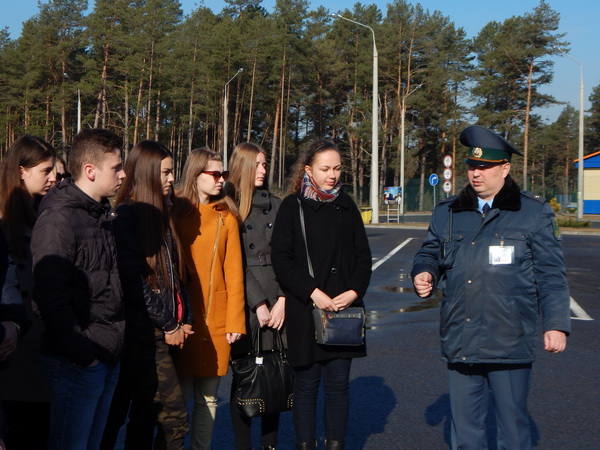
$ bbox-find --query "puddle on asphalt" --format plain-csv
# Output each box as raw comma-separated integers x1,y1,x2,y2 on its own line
365,289,442,329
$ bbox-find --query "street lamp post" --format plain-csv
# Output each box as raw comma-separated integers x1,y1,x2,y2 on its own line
223,68,243,169
556,48,584,220
399,84,421,216
332,13,379,223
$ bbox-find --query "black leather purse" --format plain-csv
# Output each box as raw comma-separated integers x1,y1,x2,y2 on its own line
297,198,366,346
230,324,294,417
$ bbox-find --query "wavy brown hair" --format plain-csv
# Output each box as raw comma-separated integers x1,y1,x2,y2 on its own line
225,142,267,221
287,139,340,194
0,135,56,258
116,140,185,288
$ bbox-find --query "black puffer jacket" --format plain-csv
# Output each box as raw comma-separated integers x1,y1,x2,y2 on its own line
31,179,125,367
113,201,192,341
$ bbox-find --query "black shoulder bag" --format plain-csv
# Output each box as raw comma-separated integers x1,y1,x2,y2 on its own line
297,198,366,346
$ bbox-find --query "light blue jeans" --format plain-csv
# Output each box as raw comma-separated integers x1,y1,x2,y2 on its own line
41,355,120,450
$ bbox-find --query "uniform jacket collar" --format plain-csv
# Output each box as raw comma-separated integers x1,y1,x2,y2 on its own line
450,175,521,212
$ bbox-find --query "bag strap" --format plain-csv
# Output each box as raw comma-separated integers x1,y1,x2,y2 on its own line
297,198,314,278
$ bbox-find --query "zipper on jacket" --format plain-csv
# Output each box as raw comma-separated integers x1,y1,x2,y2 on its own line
205,212,222,325
163,236,177,323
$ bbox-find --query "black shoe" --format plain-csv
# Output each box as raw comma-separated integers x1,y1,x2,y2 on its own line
261,446,277,450
325,440,344,450
296,441,316,450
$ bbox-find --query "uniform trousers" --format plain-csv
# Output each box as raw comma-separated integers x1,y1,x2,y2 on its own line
447,362,532,450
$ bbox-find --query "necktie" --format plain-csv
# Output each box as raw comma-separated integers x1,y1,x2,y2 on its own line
482,203,491,215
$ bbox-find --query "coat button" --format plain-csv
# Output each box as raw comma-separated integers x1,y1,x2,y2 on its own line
465,317,471,322
247,224,253,230
467,280,472,284
261,192,267,197
461,356,467,361
263,210,269,215
267,223,273,228
334,205,340,210
331,267,337,274
249,243,255,249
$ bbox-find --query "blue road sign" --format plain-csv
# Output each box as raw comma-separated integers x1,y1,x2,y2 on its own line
429,173,439,186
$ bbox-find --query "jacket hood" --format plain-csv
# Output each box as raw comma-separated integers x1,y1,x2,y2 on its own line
38,178,113,219
450,174,521,213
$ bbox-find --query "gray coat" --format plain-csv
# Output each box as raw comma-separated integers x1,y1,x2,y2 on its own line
231,189,284,356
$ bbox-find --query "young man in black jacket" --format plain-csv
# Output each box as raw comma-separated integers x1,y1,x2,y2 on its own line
31,128,126,450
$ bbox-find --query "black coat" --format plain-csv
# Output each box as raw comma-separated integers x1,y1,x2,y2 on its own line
271,191,372,367
113,201,192,342
31,179,125,367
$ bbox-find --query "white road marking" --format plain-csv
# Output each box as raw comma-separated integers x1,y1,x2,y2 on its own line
570,296,593,321
372,238,414,272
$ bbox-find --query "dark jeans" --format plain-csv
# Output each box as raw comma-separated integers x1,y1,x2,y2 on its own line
41,355,120,450
293,358,352,443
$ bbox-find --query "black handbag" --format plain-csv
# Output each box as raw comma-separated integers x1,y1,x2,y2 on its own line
230,325,294,417
297,199,366,346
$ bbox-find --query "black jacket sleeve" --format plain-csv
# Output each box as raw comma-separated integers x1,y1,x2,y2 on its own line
113,204,179,332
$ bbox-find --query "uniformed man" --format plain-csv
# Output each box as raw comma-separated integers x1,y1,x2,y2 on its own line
411,125,571,449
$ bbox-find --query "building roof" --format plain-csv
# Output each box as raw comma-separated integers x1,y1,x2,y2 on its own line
574,150,600,169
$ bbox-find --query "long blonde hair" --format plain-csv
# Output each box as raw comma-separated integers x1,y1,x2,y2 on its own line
225,142,267,221
175,148,239,220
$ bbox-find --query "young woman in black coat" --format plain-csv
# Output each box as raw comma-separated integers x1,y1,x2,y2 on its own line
271,140,372,450
101,140,193,449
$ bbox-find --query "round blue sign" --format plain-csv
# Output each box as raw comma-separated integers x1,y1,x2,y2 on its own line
429,173,439,186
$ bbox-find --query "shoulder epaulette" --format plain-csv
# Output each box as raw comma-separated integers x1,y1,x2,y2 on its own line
521,191,546,203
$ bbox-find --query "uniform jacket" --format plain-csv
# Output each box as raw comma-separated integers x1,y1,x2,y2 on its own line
231,189,285,357
31,178,125,368
113,201,192,342
174,202,245,377
412,175,571,364
271,191,372,367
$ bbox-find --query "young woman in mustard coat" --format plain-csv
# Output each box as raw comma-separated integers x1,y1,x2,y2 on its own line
173,148,246,450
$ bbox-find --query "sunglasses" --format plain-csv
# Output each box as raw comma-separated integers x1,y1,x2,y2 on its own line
200,170,229,181
56,172,71,182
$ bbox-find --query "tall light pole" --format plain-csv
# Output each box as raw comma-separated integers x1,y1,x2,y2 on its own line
223,68,243,169
555,48,584,219
399,84,421,216
332,13,379,223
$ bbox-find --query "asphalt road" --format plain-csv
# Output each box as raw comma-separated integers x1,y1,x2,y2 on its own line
207,227,600,449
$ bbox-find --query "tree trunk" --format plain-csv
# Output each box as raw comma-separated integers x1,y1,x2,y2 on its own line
522,62,534,189
247,56,257,142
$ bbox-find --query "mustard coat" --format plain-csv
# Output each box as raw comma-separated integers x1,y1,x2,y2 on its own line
175,203,246,377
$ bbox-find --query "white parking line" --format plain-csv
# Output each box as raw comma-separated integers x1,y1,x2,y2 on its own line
372,238,414,272
570,296,593,321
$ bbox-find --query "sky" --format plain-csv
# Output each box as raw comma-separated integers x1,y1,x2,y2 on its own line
2,0,598,122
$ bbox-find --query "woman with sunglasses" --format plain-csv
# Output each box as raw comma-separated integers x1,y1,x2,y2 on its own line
172,148,245,450
271,140,372,450
102,140,192,449
224,143,286,450
0,135,56,449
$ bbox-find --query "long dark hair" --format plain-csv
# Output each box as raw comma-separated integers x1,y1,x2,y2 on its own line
116,140,185,289
0,135,56,258
287,139,340,194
